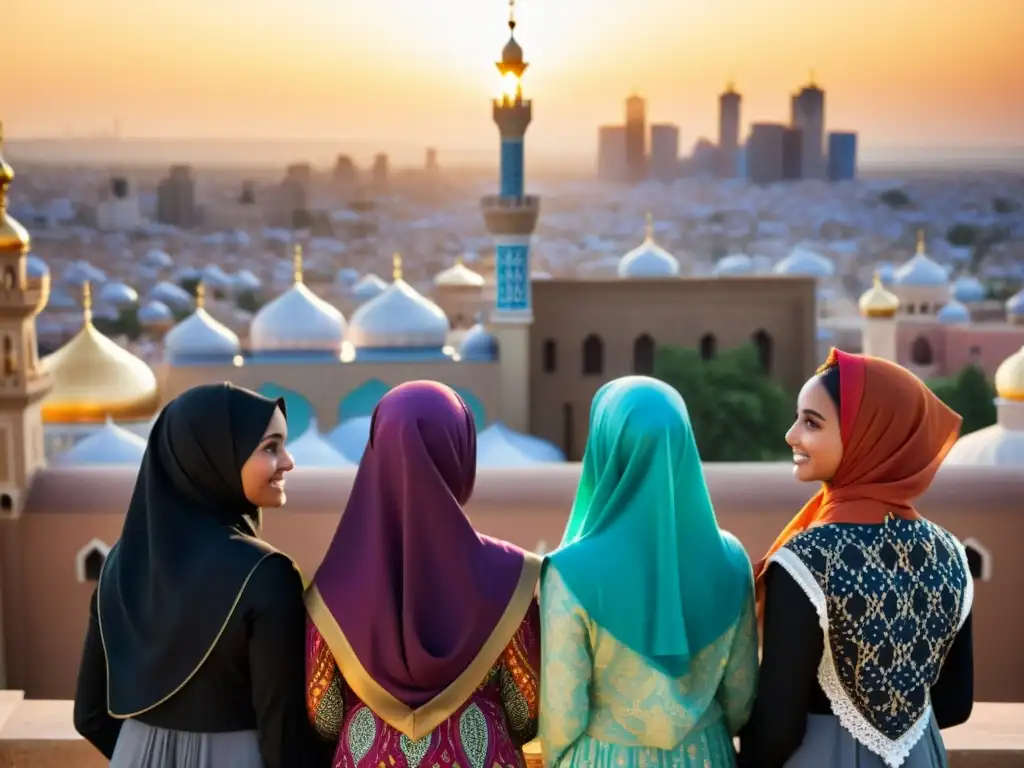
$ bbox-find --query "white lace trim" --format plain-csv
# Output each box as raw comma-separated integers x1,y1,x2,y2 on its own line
768,549,932,768
949,536,975,631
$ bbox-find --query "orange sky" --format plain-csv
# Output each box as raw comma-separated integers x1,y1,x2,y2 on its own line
3,0,1023,161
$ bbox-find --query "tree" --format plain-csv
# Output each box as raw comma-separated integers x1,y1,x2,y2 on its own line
926,364,997,436
654,343,794,461
235,289,265,314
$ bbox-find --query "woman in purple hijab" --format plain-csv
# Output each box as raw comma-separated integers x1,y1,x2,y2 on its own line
305,380,543,768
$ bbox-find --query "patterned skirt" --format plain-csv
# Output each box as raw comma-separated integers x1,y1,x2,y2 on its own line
110,718,263,768
782,714,947,768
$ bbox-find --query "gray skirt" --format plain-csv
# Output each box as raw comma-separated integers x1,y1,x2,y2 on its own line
110,718,264,768
784,713,947,768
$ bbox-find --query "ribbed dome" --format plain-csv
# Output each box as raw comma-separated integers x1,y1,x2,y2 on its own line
618,214,680,278
459,322,499,361
893,232,948,286
952,275,986,303
250,247,346,353
858,273,900,318
995,345,1024,401
936,300,971,325
1006,290,1024,317
348,255,449,349
713,253,753,276
286,419,354,468
434,255,485,287
773,247,835,278
165,289,241,360
52,417,147,466
42,286,159,424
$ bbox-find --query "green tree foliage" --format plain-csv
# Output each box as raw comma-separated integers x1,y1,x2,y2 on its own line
926,364,997,436
653,343,793,461
879,189,911,209
235,289,265,313
93,306,142,342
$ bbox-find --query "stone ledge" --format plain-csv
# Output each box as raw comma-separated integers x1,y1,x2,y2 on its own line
0,700,1020,768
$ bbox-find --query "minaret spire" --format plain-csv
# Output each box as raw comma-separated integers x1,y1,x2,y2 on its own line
82,280,93,326
195,282,206,310
392,253,403,281
293,244,304,284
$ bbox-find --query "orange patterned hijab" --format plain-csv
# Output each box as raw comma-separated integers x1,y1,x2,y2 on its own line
754,348,962,618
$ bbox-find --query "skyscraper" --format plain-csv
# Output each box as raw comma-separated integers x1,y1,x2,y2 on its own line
746,123,786,185
625,94,647,183
791,76,826,180
782,128,803,181
828,132,858,181
597,125,627,182
649,124,680,182
717,82,741,178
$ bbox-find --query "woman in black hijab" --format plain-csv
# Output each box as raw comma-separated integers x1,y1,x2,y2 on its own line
73,383,324,767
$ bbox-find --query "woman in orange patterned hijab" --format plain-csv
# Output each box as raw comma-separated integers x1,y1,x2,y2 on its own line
753,347,963,617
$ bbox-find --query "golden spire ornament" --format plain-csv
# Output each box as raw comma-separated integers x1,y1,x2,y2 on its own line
392,253,403,281
293,244,304,284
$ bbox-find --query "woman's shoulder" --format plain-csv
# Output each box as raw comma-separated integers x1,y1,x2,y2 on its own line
240,551,305,610
718,530,755,579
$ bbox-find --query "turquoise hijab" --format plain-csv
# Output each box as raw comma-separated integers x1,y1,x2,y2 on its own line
548,376,750,677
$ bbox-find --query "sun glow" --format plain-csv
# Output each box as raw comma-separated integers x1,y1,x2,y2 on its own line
500,71,521,100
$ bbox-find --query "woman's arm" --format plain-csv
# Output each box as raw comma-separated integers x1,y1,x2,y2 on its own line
73,589,123,758
498,597,542,746
538,566,593,768
715,588,759,736
306,616,346,743
737,564,822,768
931,611,974,729
248,555,328,768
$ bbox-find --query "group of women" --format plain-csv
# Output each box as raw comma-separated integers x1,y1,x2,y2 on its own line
74,348,975,768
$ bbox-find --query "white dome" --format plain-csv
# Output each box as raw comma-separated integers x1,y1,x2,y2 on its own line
250,282,346,353
347,276,449,349
773,247,835,278
99,281,139,307
26,254,49,279
143,249,173,268
53,418,147,467
894,235,948,286
138,300,174,327
713,253,753,276
459,323,499,361
617,221,681,278
936,300,971,325
952,275,986,303
327,416,371,462
434,257,485,287
478,422,565,462
148,281,194,309
1006,290,1024,317
944,424,1024,467
287,419,354,468
351,274,389,301
165,308,241,359
233,269,262,291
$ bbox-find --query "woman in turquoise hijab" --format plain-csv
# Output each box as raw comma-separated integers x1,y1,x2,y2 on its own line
538,376,758,768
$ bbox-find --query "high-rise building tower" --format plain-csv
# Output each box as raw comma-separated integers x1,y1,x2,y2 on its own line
717,81,741,178
481,1,540,432
0,122,52,518
625,94,647,183
791,74,826,180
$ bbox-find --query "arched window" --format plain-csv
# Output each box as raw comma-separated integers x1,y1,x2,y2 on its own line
75,539,112,584
2,267,14,291
962,538,992,582
3,335,14,376
752,330,773,374
542,339,557,373
0,494,11,512
561,402,575,460
582,335,604,376
699,333,717,361
919,303,930,315
910,336,934,366
632,334,655,375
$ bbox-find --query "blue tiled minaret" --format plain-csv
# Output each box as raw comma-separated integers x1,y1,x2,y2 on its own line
481,2,539,432
481,1,539,321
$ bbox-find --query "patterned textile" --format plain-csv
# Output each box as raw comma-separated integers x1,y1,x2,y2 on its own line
306,599,541,768
538,565,758,768
769,518,972,768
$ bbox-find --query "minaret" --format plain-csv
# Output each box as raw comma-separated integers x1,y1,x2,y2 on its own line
857,271,900,361
717,79,741,178
0,121,52,518
482,0,540,433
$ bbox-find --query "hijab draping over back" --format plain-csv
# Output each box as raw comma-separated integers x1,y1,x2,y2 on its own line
305,381,541,740
97,383,287,717
754,348,962,615
548,376,750,678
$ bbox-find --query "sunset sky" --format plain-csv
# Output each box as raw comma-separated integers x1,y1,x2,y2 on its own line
3,0,1023,163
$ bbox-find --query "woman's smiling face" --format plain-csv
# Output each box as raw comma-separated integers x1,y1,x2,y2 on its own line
785,375,844,483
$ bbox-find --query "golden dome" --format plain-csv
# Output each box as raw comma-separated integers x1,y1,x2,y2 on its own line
0,120,31,254
994,345,1024,402
41,282,160,424
858,271,900,319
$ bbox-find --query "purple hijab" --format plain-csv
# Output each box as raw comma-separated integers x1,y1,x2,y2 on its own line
310,381,531,708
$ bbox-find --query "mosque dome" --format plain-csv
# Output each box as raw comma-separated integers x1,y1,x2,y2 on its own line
286,419,354,468
164,286,241,360
952,275,986,303
893,231,949,286
502,35,523,65
875,262,896,285
434,255,486,287
1006,289,1024,318
250,246,346,353
936,300,971,325
995,345,1024,402
327,415,371,462
479,422,565,462
459,321,499,361
52,417,147,467
0,131,31,254
26,254,49,279
858,273,900,318
617,214,680,278
351,273,389,302
773,247,835,278
148,281,194,310
713,253,753,276
41,283,159,424
232,269,262,292
138,300,175,330
347,254,450,349
143,248,173,268
99,281,139,308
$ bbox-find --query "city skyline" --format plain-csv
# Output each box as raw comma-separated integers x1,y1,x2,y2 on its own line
3,0,1022,165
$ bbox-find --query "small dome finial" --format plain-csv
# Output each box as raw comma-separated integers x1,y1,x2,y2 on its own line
82,280,93,325
645,212,654,240
455,253,464,267
508,0,516,32
195,282,206,309
392,253,403,281
916,229,926,255
873,270,883,287
293,244,304,284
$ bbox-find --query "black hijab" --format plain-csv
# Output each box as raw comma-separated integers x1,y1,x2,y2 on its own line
97,383,288,717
